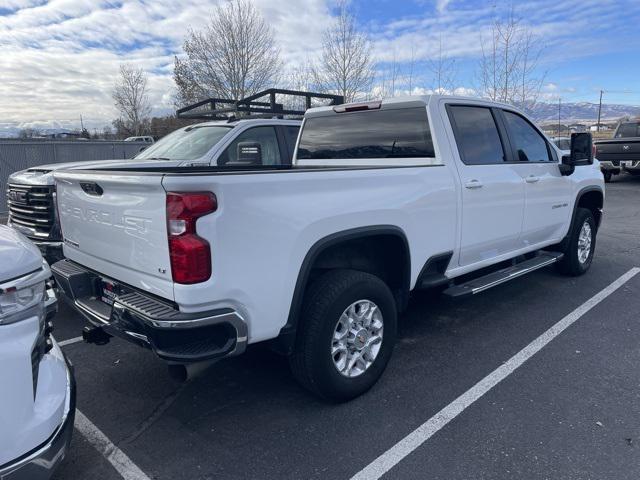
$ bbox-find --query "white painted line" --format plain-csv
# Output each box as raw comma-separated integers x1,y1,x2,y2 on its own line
75,410,151,480
351,267,640,480
58,336,84,347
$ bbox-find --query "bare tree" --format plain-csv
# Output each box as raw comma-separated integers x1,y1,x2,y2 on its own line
173,0,282,105
112,64,151,136
428,35,457,94
314,1,374,103
378,51,402,98
477,11,545,111
285,60,316,92
18,127,40,139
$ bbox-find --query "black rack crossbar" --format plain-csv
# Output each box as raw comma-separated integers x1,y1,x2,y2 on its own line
176,88,344,120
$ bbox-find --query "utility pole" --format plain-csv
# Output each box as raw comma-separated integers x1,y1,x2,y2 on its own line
596,90,603,132
558,97,561,137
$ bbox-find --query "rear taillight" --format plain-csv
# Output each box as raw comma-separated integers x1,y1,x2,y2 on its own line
166,192,217,284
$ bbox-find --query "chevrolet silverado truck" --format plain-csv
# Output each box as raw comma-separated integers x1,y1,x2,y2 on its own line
7,118,301,263
594,120,640,182
51,95,604,401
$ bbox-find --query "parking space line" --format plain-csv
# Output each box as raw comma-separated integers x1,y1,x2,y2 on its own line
75,410,151,480
350,267,640,480
58,336,84,347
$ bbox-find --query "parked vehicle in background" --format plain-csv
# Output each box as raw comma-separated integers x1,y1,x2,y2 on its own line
7,118,301,264
124,135,154,144
594,121,640,182
551,136,571,154
52,95,603,402
0,225,75,480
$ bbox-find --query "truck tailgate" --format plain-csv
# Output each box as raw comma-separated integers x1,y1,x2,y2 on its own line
595,139,640,162
55,170,174,301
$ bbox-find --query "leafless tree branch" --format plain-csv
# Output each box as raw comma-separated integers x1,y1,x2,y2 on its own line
173,0,282,106
112,64,151,136
314,1,374,103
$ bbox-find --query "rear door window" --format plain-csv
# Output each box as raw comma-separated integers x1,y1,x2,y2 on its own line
448,105,505,165
218,127,282,165
297,107,435,160
616,123,640,138
502,110,551,162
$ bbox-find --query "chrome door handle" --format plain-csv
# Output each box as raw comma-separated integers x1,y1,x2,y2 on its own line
464,179,483,189
525,175,540,183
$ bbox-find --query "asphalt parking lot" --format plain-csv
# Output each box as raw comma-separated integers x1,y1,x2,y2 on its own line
47,174,640,480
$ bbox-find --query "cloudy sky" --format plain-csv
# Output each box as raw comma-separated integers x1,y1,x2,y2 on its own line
1,0,639,134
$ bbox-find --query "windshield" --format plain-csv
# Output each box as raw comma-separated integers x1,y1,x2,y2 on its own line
135,125,233,161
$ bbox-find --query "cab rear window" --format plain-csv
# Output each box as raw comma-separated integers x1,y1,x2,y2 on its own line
297,107,435,160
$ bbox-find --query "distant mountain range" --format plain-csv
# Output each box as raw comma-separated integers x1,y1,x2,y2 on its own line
529,102,640,124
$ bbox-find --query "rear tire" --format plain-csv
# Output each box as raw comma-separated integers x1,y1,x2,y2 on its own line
556,208,596,276
289,269,397,402
603,170,612,183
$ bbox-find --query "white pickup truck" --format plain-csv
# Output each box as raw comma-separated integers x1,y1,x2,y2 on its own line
7,118,301,263
51,95,604,401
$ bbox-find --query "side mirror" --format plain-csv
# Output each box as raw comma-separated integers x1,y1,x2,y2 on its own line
570,132,593,165
234,142,262,165
560,132,593,176
138,146,147,152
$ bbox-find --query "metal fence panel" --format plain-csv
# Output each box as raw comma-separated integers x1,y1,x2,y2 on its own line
0,141,143,213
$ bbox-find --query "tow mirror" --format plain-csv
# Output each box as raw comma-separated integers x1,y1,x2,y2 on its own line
570,132,593,165
560,132,593,175
234,142,263,165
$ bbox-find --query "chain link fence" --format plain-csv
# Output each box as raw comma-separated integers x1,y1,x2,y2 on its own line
0,140,143,213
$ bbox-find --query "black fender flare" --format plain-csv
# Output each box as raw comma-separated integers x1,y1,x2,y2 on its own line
556,186,604,252
274,225,411,354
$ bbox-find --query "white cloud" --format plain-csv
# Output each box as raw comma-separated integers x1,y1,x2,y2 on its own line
1,0,639,129
0,0,333,129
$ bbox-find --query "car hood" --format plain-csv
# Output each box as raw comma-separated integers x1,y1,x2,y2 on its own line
0,225,43,282
8,159,184,186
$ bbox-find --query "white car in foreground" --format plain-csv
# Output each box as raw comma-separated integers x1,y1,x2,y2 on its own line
0,225,75,480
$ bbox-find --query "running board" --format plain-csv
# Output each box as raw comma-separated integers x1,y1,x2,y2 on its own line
443,252,564,298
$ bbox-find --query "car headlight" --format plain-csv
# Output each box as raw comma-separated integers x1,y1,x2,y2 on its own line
0,281,45,325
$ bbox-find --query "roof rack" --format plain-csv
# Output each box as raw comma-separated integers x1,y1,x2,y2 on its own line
176,88,344,120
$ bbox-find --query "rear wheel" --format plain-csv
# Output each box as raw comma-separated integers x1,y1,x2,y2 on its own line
557,208,596,276
603,170,612,183
289,269,397,402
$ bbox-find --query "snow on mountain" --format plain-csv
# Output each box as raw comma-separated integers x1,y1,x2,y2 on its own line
529,102,640,124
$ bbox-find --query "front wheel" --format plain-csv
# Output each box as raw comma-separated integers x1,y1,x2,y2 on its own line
289,269,397,402
557,208,596,276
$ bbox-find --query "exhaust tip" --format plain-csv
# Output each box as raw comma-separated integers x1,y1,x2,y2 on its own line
82,326,111,345
167,359,218,382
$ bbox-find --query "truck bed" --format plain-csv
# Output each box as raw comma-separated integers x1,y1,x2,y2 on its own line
54,163,457,342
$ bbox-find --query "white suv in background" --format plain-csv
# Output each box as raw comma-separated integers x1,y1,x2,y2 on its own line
0,225,75,480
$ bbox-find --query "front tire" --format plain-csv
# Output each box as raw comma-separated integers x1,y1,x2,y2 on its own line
289,269,397,402
557,208,596,276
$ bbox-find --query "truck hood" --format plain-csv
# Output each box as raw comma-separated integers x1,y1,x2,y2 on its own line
0,225,43,282
8,159,185,186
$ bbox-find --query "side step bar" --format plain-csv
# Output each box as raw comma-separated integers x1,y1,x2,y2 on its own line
443,252,563,298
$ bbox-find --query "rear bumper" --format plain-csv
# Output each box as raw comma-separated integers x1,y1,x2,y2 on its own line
0,352,76,480
51,259,248,363
599,162,621,174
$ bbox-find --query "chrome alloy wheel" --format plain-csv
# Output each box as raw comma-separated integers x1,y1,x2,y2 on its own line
331,300,384,378
577,220,592,264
